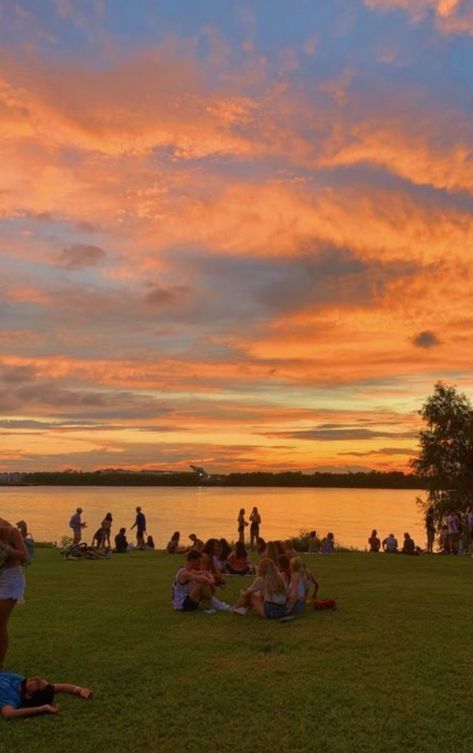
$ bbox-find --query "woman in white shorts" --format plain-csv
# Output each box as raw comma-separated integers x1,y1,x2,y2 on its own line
0,519,27,668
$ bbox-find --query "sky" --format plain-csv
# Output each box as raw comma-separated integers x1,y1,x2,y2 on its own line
1,0,473,474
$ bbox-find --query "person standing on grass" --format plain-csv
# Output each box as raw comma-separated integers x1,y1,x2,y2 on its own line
0,672,93,719
100,513,113,549
16,521,34,565
446,511,460,555
425,508,436,553
69,508,86,546
131,506,146,550
172,550,231,612
237,509,248,544
0,519,28,669
249,507,261,548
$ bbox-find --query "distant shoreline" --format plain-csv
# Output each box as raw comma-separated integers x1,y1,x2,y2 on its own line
0,470,427,491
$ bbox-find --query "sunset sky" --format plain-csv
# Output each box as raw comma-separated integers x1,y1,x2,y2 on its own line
1,0,473,473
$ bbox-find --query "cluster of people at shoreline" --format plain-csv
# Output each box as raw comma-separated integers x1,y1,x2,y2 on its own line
0,517,92,719
368,530,422,555
171,534,321,620
366,509,473,556
68,506,155,554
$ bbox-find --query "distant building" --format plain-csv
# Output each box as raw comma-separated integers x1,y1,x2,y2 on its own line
190,465,210,481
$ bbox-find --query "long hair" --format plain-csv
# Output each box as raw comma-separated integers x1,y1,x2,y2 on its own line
277,554,291,583
290,556,309,594
202,538,218,557
264,541,279,564
258,558,287,598
234,541,247,559
219,538,232,560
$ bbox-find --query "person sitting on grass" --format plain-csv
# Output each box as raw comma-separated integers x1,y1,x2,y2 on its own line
368,529,381,552
226,541,252,575
187,533,204,552
286,557,310,617
303,561,320,603
283,540,298,559
167,532,184,554
277,554,291,588
255,537,267,557
0,672,93,720
264,540,284,565
215,538,232,572
401,532,419,555
307,531,320,553
114,528,128,553
382,533,398,553
320,533,335,553
172,551,231,612
233,558,288,619
201,539,226,585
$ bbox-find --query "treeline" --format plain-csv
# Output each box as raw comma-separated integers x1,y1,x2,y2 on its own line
10,470,426,489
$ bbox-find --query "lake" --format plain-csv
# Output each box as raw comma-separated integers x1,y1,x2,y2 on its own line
0,485,427,550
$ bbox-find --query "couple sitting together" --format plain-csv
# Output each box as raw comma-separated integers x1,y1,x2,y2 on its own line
172,550,313,619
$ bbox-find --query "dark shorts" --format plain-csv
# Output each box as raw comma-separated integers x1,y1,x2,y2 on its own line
288,599,305,616
264,602,287,620
181,595,199,612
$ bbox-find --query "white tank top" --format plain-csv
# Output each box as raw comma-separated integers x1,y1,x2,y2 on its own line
172,567,192,610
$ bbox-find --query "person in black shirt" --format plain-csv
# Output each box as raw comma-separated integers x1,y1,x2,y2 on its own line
131,506,146,550
114,528,128,553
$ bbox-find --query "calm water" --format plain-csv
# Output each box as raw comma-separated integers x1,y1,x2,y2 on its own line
0,486,427,550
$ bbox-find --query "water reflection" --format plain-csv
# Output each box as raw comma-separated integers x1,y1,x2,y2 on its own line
0,486,426,551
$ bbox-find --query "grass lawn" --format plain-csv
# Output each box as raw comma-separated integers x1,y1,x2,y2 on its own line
3,549,473,753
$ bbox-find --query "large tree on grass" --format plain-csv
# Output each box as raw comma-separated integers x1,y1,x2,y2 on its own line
412,382,473,521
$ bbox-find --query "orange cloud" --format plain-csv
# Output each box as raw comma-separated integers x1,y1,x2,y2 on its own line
365,0,473,35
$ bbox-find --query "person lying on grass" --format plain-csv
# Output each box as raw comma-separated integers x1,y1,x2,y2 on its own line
0,672,93,720
172,550,231,612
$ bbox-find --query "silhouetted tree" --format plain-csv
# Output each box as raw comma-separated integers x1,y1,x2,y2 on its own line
412,382,473,522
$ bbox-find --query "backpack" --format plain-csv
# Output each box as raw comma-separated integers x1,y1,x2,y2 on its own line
314,598,336,610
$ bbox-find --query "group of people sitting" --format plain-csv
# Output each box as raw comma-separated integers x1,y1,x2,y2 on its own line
171,535,319,620
368,530,421,554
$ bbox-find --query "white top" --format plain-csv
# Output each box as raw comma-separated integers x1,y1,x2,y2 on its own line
172,567,192,610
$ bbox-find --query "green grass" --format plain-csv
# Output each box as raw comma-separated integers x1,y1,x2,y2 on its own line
3,550,473,753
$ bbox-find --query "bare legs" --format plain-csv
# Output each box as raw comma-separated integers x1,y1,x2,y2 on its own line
0,599,17,669
189,584,214,603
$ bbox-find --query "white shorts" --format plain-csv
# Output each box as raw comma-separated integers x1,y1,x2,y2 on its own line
0,566,25,600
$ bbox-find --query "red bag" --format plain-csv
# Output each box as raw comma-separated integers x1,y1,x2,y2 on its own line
313,598,336,610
